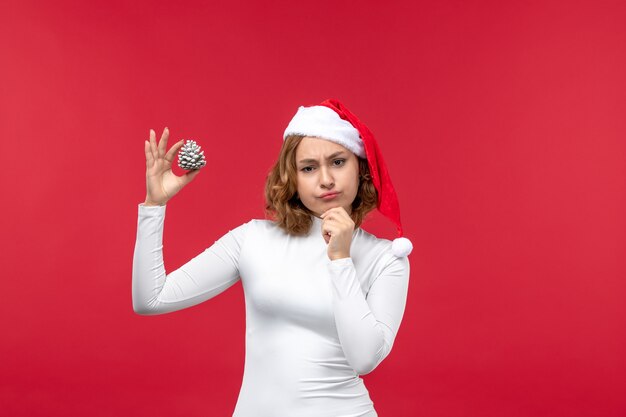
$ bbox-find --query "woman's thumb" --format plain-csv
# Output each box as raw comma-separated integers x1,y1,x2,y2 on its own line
182,168,202,185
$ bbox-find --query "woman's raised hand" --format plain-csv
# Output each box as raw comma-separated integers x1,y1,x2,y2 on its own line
143,127,201,206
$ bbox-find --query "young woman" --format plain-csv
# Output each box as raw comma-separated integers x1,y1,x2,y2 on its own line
132,98,412,417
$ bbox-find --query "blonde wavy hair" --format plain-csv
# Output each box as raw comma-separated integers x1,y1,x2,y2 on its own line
264,134,378,236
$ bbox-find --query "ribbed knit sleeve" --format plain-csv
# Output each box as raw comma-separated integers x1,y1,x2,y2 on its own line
131,203,250,315
327,254,410,375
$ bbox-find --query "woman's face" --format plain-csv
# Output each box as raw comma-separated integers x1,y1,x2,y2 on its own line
294,136,360,217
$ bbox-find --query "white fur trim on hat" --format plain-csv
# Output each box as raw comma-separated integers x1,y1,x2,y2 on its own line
283,105,366,158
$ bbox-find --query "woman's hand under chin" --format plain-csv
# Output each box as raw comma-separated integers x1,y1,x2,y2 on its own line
320,207,355,260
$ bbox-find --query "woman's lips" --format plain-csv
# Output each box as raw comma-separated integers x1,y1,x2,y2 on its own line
320,192,340,200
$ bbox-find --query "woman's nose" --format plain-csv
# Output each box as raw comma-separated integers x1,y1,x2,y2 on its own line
319,166,335,188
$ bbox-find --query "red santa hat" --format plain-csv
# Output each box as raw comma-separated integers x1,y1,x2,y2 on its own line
283,98,413,258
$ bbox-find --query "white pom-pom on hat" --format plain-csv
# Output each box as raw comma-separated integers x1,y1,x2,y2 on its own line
392,237,413,258
284,98,413,258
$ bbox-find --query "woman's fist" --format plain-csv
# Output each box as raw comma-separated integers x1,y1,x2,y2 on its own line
320,207,355,260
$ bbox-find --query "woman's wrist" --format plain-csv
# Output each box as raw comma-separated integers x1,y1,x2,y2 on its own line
143,199,165,206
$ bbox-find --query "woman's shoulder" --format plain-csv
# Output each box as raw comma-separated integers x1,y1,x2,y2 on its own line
353,227,410,268
216,218,280,249
354,226,392,250
244,218,278,229
232,217,280,235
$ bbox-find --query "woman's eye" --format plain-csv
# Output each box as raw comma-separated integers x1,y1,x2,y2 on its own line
301,160,344,172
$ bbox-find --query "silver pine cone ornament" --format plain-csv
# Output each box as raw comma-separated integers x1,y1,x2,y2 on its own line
177,139,207,170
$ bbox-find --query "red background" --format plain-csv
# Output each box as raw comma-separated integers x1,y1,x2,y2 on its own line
1,1,625,416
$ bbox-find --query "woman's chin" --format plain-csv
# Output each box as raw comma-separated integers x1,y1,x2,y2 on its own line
319,202,351,214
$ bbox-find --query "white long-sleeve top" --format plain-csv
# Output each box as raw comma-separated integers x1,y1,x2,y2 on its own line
132,203,410,417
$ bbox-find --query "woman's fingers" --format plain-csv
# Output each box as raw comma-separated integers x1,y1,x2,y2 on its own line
157,127,169,158
164,139,185,163
149,129,158,161
144,140,154,168
146,127,188,174
147,127,175,166
180,167,202,186
321,206,351,221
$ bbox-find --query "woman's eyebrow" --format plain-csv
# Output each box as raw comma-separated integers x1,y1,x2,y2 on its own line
298,151,346,164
